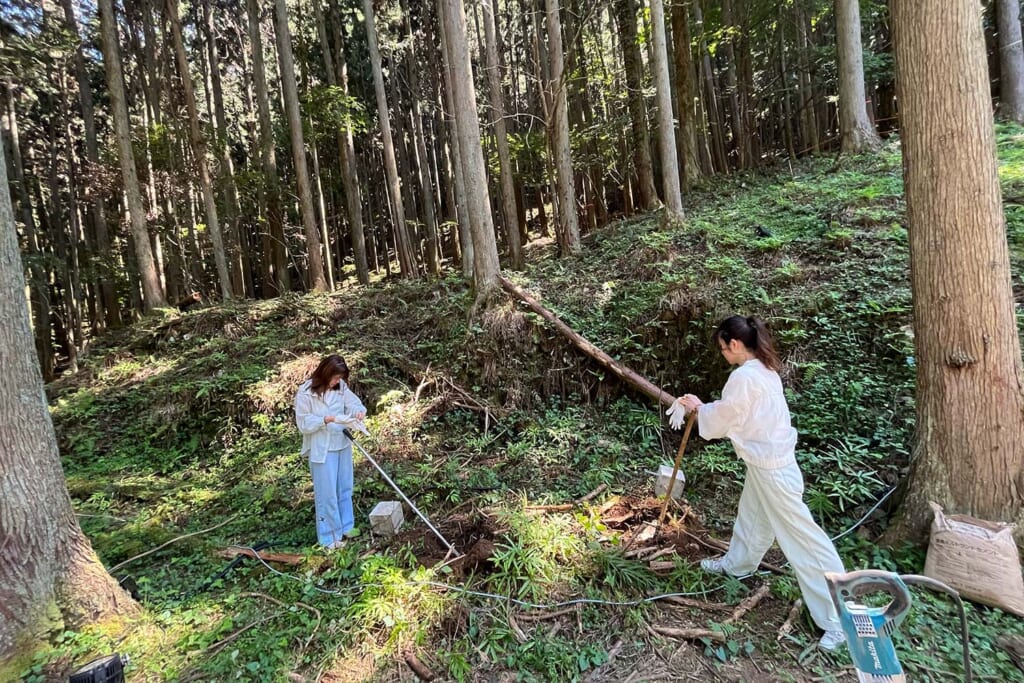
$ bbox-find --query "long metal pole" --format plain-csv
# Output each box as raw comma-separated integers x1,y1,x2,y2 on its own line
345,430,460,556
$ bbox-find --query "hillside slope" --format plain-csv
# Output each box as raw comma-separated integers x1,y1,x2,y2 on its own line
22,134,1024,682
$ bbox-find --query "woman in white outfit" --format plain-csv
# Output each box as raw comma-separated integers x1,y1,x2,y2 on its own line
294,355,367,550
666,315,847,651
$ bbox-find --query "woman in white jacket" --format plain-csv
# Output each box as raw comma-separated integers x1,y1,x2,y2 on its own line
667,316,847,651
294,355,367,550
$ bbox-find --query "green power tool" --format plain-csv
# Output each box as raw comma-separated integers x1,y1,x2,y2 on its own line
825,570,973,683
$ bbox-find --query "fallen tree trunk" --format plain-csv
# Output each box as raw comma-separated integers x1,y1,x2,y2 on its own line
499,276,676,409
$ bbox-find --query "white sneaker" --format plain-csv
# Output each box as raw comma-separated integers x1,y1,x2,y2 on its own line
818,630,846,651
700,556,727,574
326,539,347,551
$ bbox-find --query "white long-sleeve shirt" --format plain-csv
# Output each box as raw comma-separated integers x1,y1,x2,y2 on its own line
697,359,798,470
294,379,367,463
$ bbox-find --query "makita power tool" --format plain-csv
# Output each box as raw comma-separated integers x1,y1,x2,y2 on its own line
825,570,972,683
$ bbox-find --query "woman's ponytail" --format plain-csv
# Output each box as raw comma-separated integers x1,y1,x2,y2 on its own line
714,315,781,371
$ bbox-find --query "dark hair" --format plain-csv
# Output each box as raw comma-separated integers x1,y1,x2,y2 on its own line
310,355,350,396
713,315,781,371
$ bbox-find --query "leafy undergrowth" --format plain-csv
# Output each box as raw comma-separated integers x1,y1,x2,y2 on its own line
18,130,1024,682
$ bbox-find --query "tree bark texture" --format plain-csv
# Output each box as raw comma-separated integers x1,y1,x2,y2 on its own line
439,0,501,295
890,0,1024,540
436,4,475,278
649,0,683,216
483,0,525,270
274,0,327,291
165,0,234,300
996,0,1024,123
0,131,137,660
97,0,166,310
363,0,419,278
60,0,120,328
246,0,290,296
327,1,370,285
545,0,582,253
670,0,703,186
615,0,658,210
835,0,882,152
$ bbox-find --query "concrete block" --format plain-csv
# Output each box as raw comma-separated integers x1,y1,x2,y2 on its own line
370,501,404,537
654,465,686,500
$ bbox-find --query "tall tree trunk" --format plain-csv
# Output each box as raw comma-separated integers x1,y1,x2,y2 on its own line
836,0,882,152
245,0,289,296
439,0,501,296
648,0,683,217
437,7,474,278
693,1,729,172
4,89,54,380
203,0,246,296
0,129,138,661
325,0,370,285
796,3,820,154
614,0,658,209
399,0,442,276
545,0,581,253
670,0,702,186
996,0,1024,123
363,0,418,278
273,0,327,291
60,0,120,329
888,0,1024,540
719,0,747,168
482,0,524,269
165,0,233,300
386,71,424,270
97,0,166,310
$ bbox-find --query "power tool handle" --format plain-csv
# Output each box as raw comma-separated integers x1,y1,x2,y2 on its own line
826,570,912,623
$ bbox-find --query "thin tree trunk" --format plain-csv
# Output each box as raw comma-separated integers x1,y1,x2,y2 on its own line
648,0,683,217
719,0,747,168
545,0,582,253
670,0,702,186
273,0,327,291
439,0,502,296
400,0,442,276
363,0,418,278
796,4,819,154
97,0,166,310
888,0,1024,540
245,0,289,296
165,0,233,300
203,0,246,296
482,0,524,269
437,9,474,278
325,0,370,285
60,0,120,329
997,0,1024,123
4,89,54,380
836,0,882,152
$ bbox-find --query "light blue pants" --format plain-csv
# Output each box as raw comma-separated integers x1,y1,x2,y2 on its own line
309,447,354,547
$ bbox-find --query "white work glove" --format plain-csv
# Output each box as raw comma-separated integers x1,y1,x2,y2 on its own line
332,413,366,431
665,399,687,430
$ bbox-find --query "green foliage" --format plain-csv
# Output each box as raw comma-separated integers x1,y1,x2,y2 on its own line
32,130,1024,682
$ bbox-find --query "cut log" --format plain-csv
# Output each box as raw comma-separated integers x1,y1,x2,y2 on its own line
500,276,676,408
216,547,305,565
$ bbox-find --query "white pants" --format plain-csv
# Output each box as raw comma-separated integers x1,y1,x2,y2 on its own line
719,461,844,632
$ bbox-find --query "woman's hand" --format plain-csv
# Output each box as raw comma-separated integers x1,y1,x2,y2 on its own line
324,415,336,424
355,411,366,421
680,394,704,413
